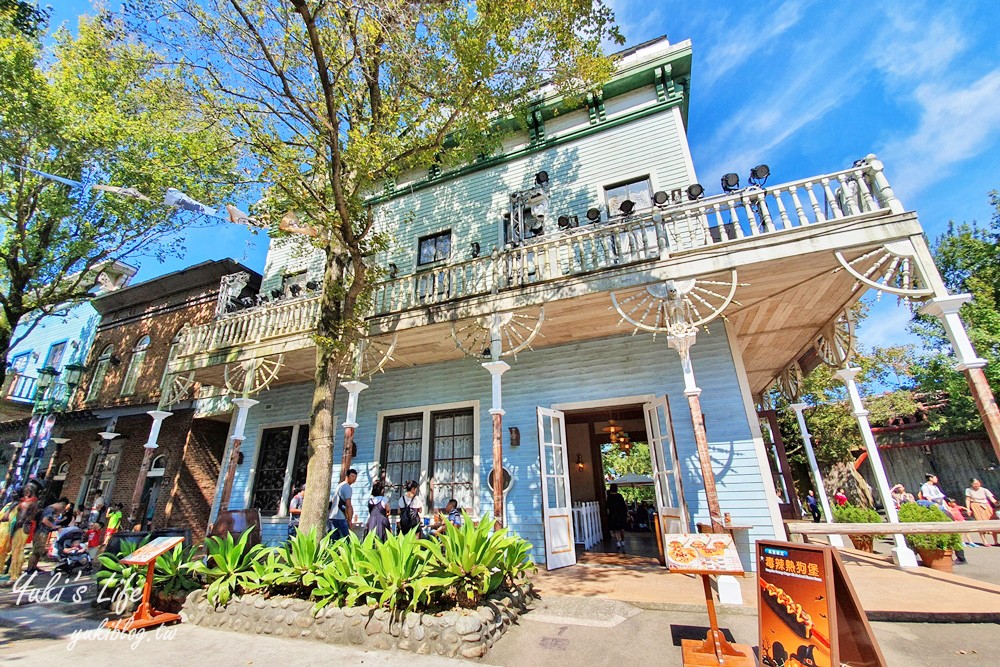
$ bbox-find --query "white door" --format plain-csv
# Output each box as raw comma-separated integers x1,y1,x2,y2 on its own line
644,396,688,540
537,407,576,570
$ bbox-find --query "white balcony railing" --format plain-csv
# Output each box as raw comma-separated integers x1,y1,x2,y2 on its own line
173,157,901,361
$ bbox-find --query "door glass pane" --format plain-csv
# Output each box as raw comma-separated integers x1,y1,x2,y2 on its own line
542,416,552,444
290,425,310,490
544,444,556,473
550,417,562,445
431,409,474,510
550,445,564,475
555,477,567,507
546,476,558,508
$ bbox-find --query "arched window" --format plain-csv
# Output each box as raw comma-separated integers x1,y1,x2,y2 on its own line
147,454,167,478
120,336,151,396
86,345,114,402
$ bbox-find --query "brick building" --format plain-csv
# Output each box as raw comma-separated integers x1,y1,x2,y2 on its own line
50,259,260,535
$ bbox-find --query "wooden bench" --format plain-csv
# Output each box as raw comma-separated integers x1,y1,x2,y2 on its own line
787,520,999,538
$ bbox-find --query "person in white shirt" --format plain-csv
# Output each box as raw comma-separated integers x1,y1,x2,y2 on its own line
920,474,947,509
328,469,357,540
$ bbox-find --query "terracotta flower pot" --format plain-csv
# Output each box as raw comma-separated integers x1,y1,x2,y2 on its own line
916,548,954,573
849,535,874,552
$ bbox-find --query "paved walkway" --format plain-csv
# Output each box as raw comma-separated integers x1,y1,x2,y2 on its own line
532,544,1000,621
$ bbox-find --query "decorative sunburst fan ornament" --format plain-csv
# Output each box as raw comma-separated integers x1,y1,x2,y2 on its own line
451,308,545,359
609,270,742,336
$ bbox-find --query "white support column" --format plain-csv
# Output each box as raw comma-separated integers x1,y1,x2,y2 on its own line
144,410,174,449
230,398,259,441
919,295,988,371
790,403,844,548
483,360,510,529
834,368,918,567
340,380,369,430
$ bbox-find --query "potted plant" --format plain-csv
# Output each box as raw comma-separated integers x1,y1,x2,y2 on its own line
898,503,963,573
832,503,883,552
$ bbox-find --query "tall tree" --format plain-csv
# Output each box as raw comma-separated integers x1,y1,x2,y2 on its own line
0,12,236,383
0,0,49,37
128,0,623,533
911,192,1000,437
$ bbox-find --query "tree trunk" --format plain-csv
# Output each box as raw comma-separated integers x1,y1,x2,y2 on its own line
298,248,347,535
0,324,14,390
823,460,875,508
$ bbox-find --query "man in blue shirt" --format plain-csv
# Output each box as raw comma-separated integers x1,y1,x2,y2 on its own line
328,469,357,540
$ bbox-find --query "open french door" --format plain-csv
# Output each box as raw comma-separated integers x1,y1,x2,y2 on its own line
644,396,688,543
537,407,576,570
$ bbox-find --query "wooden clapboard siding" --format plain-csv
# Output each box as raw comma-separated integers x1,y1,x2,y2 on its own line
218,320,779,563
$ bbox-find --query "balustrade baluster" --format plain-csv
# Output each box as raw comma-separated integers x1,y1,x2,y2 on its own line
804,182,825,222
726,198,744,239
836,174,860,216
821,178,844,218
756,191,774,232
741,196,758,236
852,169,877,212
788,185,809,225
772,188,792,229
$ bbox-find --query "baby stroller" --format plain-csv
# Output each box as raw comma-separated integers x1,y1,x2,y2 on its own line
53,526,93,575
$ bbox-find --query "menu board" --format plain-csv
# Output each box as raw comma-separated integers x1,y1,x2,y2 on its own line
757,540,886,667
663,533,744,575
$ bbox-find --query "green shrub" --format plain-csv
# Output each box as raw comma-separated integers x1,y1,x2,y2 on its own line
312,535,363,612
153,543,201,598
343,529,450,613
832,504,884,539
183,530,263,607
248,528,332,596
430,511,530,607
96,536,150,596
897,503,964,551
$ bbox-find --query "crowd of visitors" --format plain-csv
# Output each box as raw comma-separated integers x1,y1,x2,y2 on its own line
0,479,128,584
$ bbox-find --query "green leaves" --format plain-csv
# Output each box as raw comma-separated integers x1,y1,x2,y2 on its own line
898,503,964,551
183,530,263,607
152,543,201,597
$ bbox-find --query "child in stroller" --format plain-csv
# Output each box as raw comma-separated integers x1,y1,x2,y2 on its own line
53,526,93,575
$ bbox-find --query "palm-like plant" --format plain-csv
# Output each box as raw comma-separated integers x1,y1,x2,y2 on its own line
184,530,263,607
96,536,150,596
312,534,363,611
347,530,451,612
153,543,201,598
432,512,519,607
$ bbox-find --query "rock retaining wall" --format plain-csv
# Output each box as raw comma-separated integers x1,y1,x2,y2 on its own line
180,582,533,658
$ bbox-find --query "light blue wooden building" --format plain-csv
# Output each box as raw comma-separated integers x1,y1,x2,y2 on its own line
167,36,964,574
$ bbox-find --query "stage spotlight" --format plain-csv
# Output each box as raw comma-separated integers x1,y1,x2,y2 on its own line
534,171,549,186
618,200,636,216
721,173,740,192
388,262,398,279
586,208,601,222
749,164,770,186
289,283,302,297
653,191,670,206
687,183,705,200
271,289,283,300
470,241,481,258
305,280,320,291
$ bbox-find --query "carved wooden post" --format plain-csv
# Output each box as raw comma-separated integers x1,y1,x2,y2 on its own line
218,398,257,512
483,360,510,531
339,380,368,481
668,331,724,530
128,411,172,528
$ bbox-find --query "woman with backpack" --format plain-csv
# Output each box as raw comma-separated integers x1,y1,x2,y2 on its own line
397,480,423,535
364,480,391,541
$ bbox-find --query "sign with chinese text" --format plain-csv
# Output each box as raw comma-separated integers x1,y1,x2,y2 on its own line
757,540,885,667
664,533,744,575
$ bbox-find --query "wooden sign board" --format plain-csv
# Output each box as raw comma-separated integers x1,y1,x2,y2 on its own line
121,536,185,566
757,540,886,667
664,533,744,576
105,536,186,633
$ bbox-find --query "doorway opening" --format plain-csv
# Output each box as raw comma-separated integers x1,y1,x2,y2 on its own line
563,404,660,562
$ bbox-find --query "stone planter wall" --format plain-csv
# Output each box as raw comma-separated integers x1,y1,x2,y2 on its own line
180,582,533,659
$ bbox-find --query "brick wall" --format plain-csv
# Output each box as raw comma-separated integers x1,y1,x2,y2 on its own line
54,410,226,533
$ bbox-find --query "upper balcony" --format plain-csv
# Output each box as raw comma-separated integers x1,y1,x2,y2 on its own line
168,156,927,394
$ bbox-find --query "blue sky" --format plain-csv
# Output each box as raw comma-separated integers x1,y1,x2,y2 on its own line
52,1,1000,352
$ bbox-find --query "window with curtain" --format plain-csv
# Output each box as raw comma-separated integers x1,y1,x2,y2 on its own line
430,410,475,511
380,415,423,499
86,345,114,402
120,336,151,396
604,177,652,217
251,426,294,516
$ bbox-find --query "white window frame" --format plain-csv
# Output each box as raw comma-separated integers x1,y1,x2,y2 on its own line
147,454,167,478
76,441,122,508
243,420,310,520
597,172,661,221
87,345,114,402
120,335,151,396
373,400,480,515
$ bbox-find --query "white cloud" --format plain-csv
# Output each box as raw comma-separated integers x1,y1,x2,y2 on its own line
699,1,811,88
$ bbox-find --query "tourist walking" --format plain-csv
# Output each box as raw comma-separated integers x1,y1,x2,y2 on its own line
0,496,19,579
328,469,357,541
607,483,628,552
806,490,821,522
364,480,391,541
965,478,998,546
26,497,70,575
5,486,40,583
87,489,106,525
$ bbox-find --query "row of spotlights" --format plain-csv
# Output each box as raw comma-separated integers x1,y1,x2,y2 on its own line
722,164,770,192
